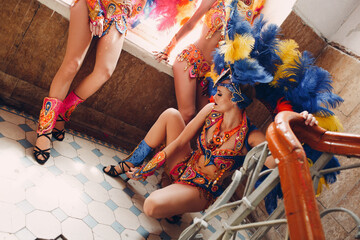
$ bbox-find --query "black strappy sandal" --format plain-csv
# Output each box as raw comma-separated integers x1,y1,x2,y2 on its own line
103,161,131,180
52,115,66,141
33,132,52,164
165,215,182,224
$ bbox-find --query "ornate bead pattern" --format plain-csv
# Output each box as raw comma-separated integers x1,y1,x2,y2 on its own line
204,0,225,39
176,44,211,79
37,97,63,135
174,110,250,202
86,0,134,36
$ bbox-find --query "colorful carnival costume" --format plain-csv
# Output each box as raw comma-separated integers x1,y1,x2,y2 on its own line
33,0,146,164
131,7,273,206
132,111,258,206
172,110,256,204
205,0,344,214
130,0,265,95
174,0,266,94
75,0,145,36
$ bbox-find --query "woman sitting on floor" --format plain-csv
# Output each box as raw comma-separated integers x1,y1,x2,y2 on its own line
103,7,318,218
123,68,317,219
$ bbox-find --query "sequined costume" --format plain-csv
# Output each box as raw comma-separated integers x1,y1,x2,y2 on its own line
176,0,225,94
176,44,211,79
204,0,226,39
237,0,266,23
172,110,256,204
74,0,144,36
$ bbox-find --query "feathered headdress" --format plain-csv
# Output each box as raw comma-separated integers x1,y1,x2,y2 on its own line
206,0,272,109
250,15,344,131
247,9,344,214
214,0,344,214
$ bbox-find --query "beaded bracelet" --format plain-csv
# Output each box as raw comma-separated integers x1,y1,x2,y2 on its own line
162,35,177,56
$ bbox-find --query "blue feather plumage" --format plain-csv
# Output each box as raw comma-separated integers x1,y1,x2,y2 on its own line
231,59,273,85
277,52,343,115
213,49,226,75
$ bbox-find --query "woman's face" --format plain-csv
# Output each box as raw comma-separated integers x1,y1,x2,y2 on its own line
213,85,235,112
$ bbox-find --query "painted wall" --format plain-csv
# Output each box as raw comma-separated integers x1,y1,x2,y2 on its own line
330,3,360,56
294,0,360,56
261,0,297,26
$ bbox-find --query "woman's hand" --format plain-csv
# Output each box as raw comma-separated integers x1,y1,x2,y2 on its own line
89,18,104,37
300,111,318,126
153,51,169,63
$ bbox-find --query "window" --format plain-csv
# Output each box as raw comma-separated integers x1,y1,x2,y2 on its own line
38,0,203,75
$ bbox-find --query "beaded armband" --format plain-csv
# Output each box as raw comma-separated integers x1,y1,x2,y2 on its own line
132,151,166,181
162,36,177,56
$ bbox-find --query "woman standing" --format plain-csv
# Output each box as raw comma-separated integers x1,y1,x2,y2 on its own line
33,0,145,163
154,0,263,124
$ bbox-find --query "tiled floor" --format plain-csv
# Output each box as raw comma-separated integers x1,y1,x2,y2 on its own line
0,105,250,240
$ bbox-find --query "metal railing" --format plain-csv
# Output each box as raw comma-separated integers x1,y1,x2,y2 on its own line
179,111,360,240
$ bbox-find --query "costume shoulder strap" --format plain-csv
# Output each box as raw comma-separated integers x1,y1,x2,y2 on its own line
204,109,223,129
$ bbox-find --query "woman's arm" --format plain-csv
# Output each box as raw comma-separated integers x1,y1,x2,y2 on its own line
164,103,214,157
126,103,214,180
248,111,319,169
154,0,218,62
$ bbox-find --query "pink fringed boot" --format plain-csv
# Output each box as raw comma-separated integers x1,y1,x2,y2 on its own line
52,91,84,141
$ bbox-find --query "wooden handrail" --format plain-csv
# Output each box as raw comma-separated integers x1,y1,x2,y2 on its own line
266,111,360,240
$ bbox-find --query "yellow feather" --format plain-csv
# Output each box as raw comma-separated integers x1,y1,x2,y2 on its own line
316,177,328,197
220,34,255,63
307,158,329,196
315,115,344,132
205,65,219,85
271,40,301,86
276,39,299,62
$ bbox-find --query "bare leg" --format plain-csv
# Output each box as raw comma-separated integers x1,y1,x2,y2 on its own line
104,108,191,173
35,0,92,161
74,25,125,99
173,60,197,124
144,183,208,218
53,23,125,141
48,0,92,99
196,81,209,111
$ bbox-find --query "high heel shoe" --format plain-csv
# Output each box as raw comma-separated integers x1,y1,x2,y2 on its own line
103,161,131,177
34,97,63,164
102,140,154,178
52,115,66,141
165,215,182,224
33,132,52,164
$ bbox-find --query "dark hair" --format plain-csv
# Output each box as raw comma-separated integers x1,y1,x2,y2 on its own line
240,84,255,100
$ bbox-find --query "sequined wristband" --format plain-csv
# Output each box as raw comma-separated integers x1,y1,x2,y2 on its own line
90,16,103,26
162,36,177,56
